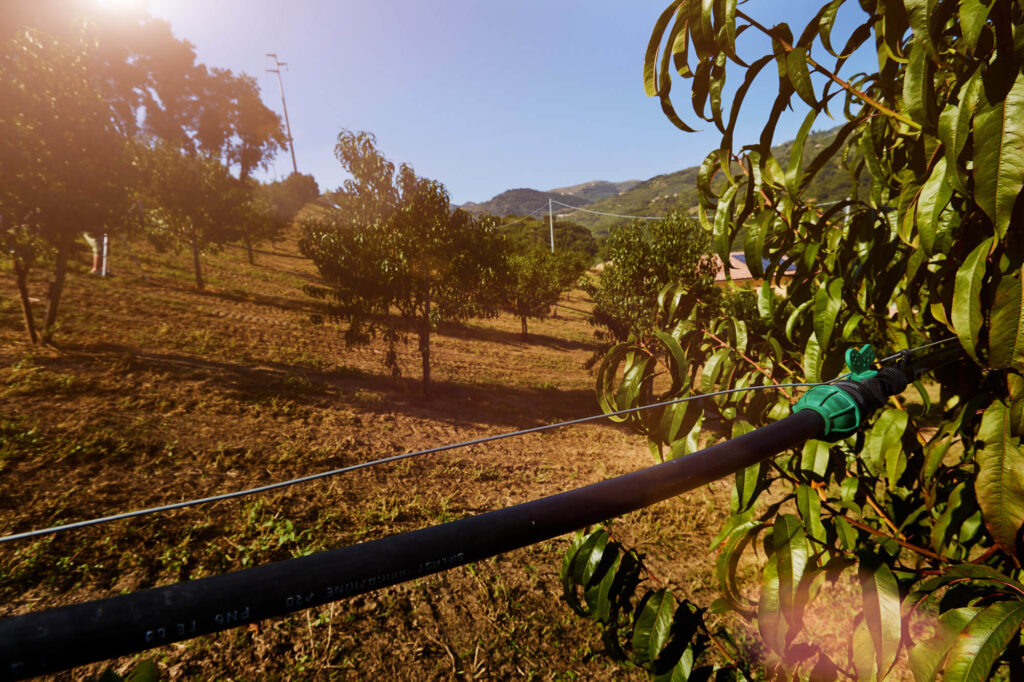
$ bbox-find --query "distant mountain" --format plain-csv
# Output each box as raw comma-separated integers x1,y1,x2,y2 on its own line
460,180,639,218
548,179,640,203
462,127,861,236
562,127,864,235
460,188,589,217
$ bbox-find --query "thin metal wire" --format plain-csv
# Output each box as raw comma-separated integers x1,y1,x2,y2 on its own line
0,339,953,544
549,199,664,221
878,336,956,363
0,381,824,544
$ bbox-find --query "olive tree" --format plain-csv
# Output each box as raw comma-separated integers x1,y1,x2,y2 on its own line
300,130,507,396
565,0,1024,679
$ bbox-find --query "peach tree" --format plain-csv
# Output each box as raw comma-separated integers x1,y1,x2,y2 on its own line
564,0,1024,679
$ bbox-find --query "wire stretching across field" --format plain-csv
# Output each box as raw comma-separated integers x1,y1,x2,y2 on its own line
549,199,664,220
0,382,825,544
0,340,952,544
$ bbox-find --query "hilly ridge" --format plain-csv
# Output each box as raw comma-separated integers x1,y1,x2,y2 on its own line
462,127,860,236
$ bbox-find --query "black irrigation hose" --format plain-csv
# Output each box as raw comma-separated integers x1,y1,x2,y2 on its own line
0,409,825,680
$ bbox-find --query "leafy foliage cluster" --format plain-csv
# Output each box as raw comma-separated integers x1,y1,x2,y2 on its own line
587,211,719,346
502,246,581,339
500,214,600,262
300,131,508,395
566,128,864,236
574,0,1024,678
562,528,750,680
1,1,289,341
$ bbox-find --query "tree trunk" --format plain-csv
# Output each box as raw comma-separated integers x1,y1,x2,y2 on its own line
41,237,70,342
419,294,431,397
521,315,528,339
12,257,38,344
190,224,205,290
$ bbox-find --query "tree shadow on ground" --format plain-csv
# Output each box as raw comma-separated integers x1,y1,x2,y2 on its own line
32,342,606,433
437,321,595,353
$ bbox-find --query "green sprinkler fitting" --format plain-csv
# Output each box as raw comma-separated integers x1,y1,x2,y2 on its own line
793,345,879,442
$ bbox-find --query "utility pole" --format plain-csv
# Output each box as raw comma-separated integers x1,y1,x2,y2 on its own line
549,197,555,253
266,53,298,175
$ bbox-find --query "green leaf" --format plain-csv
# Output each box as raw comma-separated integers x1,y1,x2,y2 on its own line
975,399,1024,556
584,550,622,622
714,520,762,615
973,72,1024,239
701,348,730,393
905,0,939,60
713,183,739,263
930,481,968,556
786,108,818,196
864,408,909,485
911,564,1024,598
951,237,993,364
800,439,830,478
818,0,847,57
644,1,686,96
917,157,953,255
717,0,737,57
758,514,809,653
796,484,826,543
786,47,816,109
574,529,610,587
909,607,980,682
813,279,843,354
905,42,938,129
851,614,877,680
860,561,902,678
125,660,159,682
986,265,1024,369
633,589,676,666
938,69,982,194
744,210,770,281
803,331,822,384
959,0,993,52
943,600,1024,682
733,433,765,514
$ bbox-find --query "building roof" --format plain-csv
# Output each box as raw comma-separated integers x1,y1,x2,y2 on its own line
714,253,796,282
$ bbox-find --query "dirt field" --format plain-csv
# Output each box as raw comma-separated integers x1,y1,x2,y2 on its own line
0,235,739,680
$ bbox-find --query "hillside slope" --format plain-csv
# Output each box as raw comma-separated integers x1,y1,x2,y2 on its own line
566,127,861,234
548,179,640,202
464,127,862,236
460,187,589,216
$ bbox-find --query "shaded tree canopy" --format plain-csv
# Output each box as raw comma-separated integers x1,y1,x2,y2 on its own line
575,0,1024,678
0,0,288,329
588,210,718,343
300,130,507,395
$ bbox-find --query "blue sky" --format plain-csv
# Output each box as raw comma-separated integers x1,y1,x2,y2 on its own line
146,1,871,205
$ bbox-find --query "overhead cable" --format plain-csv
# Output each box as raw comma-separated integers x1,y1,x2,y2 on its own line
549,199,664,220
0,338,954,545
0,380,833,544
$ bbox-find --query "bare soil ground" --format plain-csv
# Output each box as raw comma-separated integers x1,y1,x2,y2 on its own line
0,236,739,680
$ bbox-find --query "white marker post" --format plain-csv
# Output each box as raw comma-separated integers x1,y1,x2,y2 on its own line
548,198,554,253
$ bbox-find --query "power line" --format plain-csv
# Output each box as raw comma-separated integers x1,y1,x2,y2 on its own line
0,381,832,545
549,199,664,221
0,339,952,545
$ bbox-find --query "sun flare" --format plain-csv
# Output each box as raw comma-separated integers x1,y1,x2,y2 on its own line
96,0,148,13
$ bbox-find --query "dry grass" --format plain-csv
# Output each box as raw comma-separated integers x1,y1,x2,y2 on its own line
0,234,740,680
